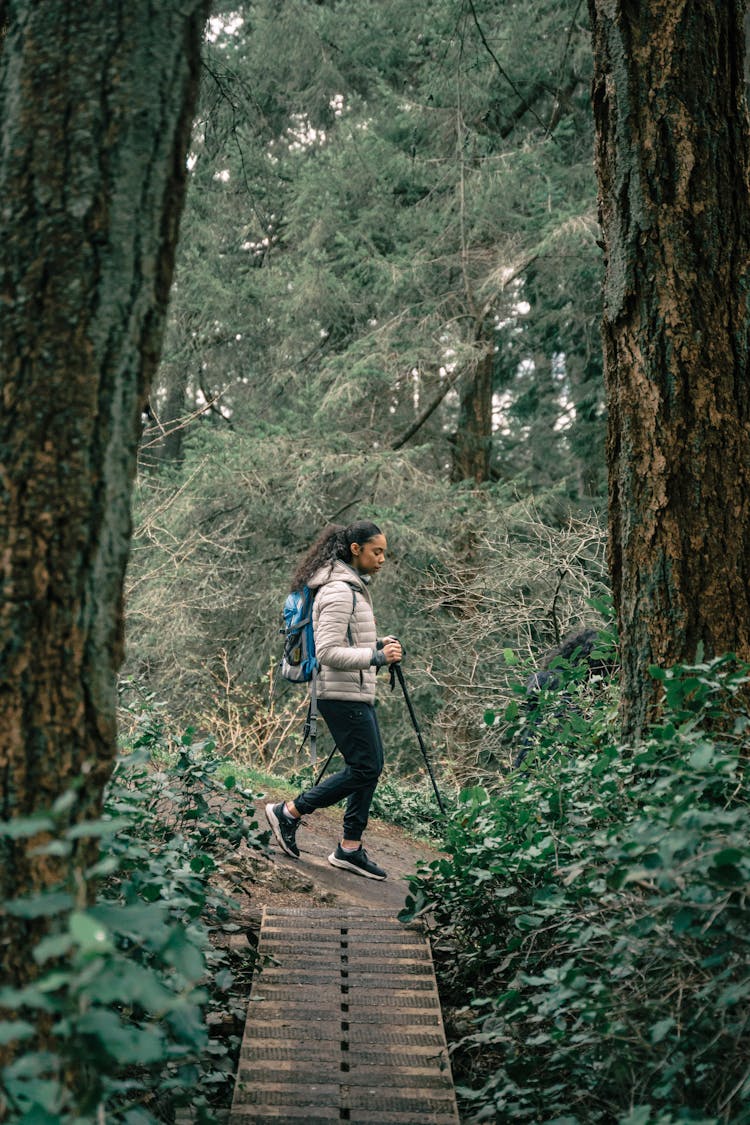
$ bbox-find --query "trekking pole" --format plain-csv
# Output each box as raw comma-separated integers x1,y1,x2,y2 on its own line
313,742,338,787
390,662,447,816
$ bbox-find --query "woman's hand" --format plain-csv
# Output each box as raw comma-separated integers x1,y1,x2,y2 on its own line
381,639,403,665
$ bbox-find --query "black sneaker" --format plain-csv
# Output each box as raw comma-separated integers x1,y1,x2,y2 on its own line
328,843,387,880
265,802,300,859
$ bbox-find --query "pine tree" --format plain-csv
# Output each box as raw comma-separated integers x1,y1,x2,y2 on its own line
157,0,605,496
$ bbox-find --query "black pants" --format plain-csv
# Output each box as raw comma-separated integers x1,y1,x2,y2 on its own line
293,699,384,840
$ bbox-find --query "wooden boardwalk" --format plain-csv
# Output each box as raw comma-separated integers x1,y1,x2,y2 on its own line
230,906,460,1124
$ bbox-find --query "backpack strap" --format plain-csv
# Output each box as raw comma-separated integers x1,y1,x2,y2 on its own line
309,664,318,765
299,665,318,766
346,585,357,644
301,586,357,767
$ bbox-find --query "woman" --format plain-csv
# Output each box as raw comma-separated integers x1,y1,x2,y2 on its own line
265,520,402,880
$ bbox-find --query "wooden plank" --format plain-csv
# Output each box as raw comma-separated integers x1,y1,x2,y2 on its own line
230,907,459,1124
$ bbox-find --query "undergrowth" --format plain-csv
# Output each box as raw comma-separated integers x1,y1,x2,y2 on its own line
0,720,268,1124
403,654,750,1124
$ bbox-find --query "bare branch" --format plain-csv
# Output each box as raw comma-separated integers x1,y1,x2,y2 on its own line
391,367,463,451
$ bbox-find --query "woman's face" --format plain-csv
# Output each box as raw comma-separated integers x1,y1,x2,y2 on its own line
350,534,387,576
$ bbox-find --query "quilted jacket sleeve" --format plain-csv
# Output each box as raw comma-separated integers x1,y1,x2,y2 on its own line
314,581,376,670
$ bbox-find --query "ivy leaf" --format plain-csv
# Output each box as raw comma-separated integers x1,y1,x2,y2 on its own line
77,1008,165,1064
712,847,745,866
167,1002,209,1048
649,1018,675,1043
162,928,206,980
6,891,74,918
0,815,55,839
689,744,714,769
0,1019,35,1045
91,901,170,943
670,908,698,935
0,985,56,1012
213,969,235,991
69,910,113,954
1,1080,64,1118
190,853,216,874
51,790,77,816
33,933,75,965
3,1049,62,1079
66,817,130,839
91,963,175,1012
29,840,72,858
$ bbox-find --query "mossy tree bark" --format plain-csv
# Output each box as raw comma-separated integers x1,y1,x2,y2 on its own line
588,0,750,740
0,0,210,978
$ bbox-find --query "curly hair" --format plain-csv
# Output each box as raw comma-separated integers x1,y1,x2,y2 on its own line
290,520,383,591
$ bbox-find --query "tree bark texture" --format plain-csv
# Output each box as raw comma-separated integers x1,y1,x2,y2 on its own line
0,0,210,963
588,0,750,740
451,345,494,484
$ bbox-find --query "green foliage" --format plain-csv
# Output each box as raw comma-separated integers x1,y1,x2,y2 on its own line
128,0,612,786
0,737,267,1124
152,0,604,496
368,775,454,840
402,656,750,1123
485,614,619,774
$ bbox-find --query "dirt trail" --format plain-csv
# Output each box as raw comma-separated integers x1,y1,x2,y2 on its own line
231,789,441,918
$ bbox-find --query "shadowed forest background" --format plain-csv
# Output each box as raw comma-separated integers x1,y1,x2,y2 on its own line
2,2,750,1123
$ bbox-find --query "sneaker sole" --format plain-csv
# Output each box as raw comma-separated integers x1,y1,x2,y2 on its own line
264,803,299,859
328,852,387,880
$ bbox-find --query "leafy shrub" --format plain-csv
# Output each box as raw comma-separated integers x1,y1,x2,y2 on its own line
481,612,619,779
0,734,267,1124
369,774,453,839
403,656,750,1123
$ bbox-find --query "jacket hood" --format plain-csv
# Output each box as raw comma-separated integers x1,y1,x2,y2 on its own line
307,558,369,594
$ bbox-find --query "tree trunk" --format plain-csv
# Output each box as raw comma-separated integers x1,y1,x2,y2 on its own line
451,345,494,484
0,0,210,979
588,1,750,740
140,368,189,469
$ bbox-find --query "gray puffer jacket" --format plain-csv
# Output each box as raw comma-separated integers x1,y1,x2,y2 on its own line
308,559,382,704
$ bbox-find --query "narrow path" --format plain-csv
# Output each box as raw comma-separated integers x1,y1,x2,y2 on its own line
229,906,460,1124
246,793,441,914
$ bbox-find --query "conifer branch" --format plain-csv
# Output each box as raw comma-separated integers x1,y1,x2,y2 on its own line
465,0,548,134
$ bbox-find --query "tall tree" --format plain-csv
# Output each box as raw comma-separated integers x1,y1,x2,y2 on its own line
588,0,750,738
0,0,210,978
159,0,603,494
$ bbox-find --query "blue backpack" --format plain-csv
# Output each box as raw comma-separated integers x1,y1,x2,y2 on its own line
279,585,318,684
279,583,357,765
